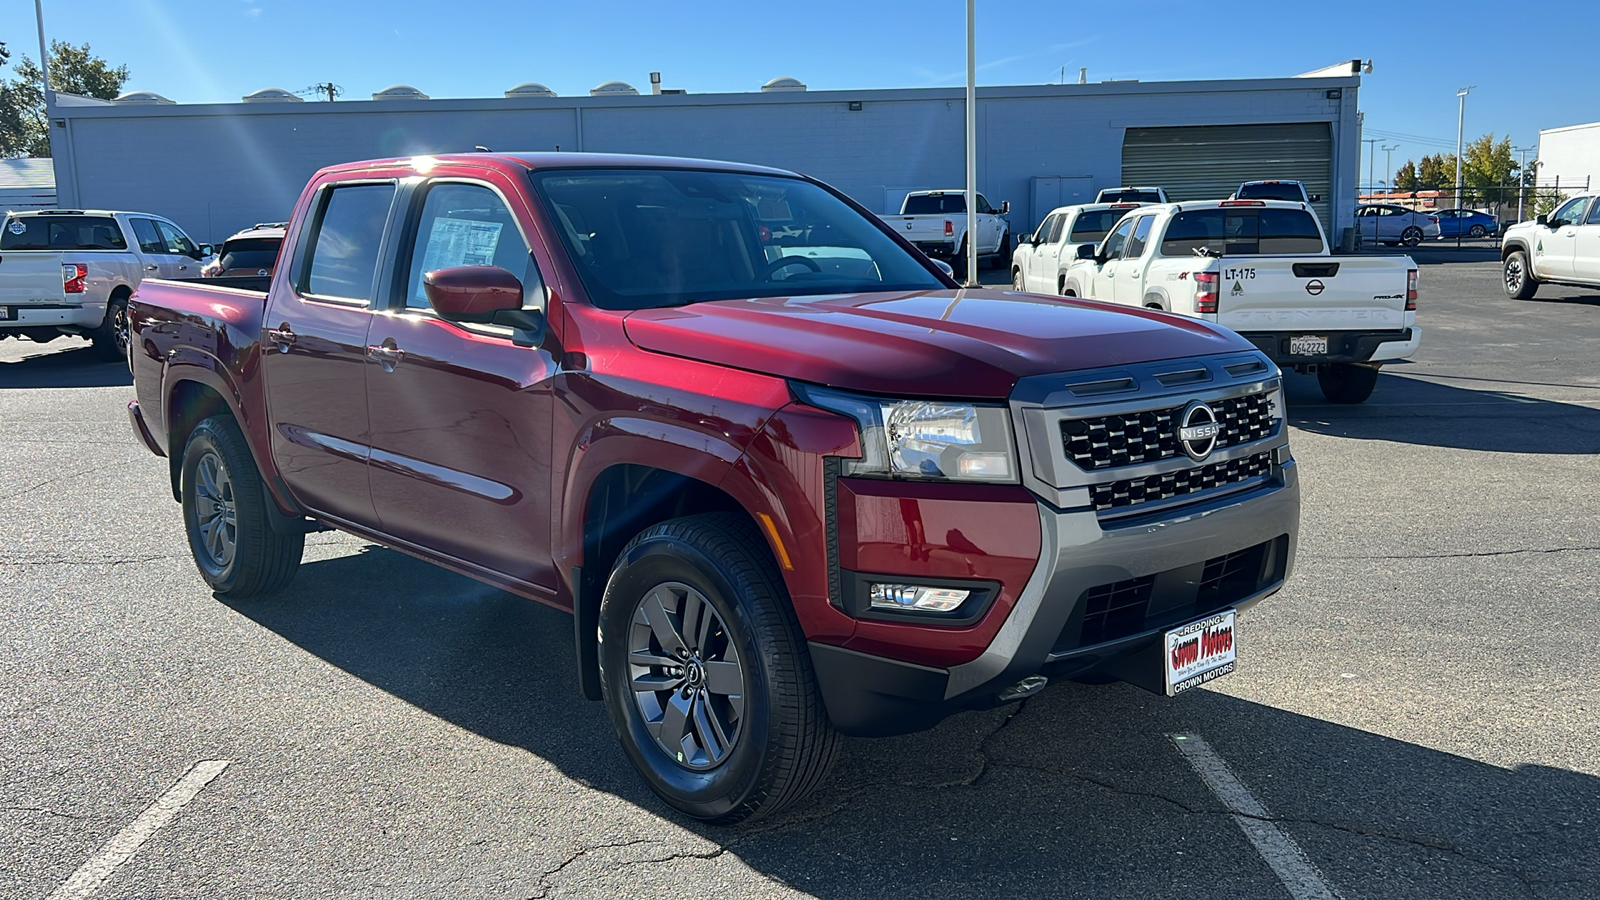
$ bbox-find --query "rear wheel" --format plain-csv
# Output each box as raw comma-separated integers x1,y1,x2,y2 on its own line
89,293,130,361
1504,250,1538,300
1317,363,1380,404
1468,224,1487,238
180,415,304,597
598,513,838,824
951,239,969,281
1401,226,1424,247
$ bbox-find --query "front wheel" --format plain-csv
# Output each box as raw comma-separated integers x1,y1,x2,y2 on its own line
1317,363,1380,404
1504,250,1539,300
599,513,838,824
1468,224,1487,238
181,416,304,597
1011,267,1025,290
1401,226,1424,247
994,230,1011,261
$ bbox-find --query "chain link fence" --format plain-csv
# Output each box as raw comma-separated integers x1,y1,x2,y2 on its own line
1355,177,1592,248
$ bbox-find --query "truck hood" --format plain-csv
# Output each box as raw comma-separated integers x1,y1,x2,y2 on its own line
622,289,1251,398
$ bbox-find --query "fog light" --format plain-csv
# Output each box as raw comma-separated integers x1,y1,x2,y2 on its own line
869,583,970,612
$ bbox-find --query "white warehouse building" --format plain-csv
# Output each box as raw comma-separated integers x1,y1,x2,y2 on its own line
1537,121,1600,193
45,72,1364,245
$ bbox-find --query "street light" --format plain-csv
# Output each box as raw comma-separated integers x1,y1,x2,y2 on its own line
1455,85,1476,208
964,0,978,286
1382,144,1399,199
1363,137,1379,199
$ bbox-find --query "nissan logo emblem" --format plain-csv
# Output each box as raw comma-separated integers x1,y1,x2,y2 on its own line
1305,279,1326,295
1178,401,1220,461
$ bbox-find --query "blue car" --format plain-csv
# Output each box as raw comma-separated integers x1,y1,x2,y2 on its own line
1433,208,1499,238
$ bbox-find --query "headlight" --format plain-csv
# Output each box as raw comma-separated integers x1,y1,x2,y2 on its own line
793,384,1019,483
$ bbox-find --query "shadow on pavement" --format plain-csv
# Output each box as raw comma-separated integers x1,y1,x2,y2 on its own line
0,342,131,389
1285,369,1600,454
227,545,1600,898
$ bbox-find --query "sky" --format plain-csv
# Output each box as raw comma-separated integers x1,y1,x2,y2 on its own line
3,0,1596,188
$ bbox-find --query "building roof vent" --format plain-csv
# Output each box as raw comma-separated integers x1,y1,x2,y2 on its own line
242,87,303,103
112,90,176,105
371,84,430,101
590,80,639,96
505,82,557,98
761,76,807,92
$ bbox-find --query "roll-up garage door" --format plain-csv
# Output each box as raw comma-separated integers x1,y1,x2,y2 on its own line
1122,123,1333,234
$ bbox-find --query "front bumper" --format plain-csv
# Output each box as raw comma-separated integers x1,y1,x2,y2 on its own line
1239,328,1419,366
810,463,1300,736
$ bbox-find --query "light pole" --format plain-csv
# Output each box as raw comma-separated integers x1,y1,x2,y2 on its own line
1363,138,1379,200
1514,146,1535,221
1382,144,1399,199
964,0,978,286
34,0,52,105
1455,85,1475,208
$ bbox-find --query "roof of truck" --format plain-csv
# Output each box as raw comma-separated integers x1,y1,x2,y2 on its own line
317,152,800,180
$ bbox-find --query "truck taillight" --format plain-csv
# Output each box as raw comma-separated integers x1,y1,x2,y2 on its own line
1194,271,1218,313
62,263,88,294
944,220,954,237
1406,268,1418,310
1219,200,1265,207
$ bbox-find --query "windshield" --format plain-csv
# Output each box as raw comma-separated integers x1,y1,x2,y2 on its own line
1160,208,1325,256
1236,183,1305,202
1068,209,1135,243
218,237,281,270
531,168,946,310
1,215,128,251
901,194,966,215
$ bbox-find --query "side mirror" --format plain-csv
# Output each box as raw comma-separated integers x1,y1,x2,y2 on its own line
1016,233,1032,246
424,265,546,346
1075,243,1096,260
930,258,956,279
1308,195,1322,204
1536,214,1548,226
195,244,214,259
1000,200,1011,215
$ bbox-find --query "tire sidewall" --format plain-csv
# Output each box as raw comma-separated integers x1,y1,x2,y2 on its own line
1505,251,1533,299
180,422,241,592
598,535,773,820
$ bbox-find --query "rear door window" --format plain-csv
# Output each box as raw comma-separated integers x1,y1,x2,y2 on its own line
302,183,397,302
1,215,128,251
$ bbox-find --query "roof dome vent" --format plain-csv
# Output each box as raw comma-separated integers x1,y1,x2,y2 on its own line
242,87,303,103
371,84,430,101
590,80,639,96
112,90,175,105
761,76,807,92
505,82,556,98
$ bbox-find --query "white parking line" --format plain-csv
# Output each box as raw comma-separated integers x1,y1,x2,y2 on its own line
1170,735,1338,900
46,760,230,900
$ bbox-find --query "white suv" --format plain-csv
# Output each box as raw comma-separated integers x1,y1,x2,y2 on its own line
1500,194,1600,299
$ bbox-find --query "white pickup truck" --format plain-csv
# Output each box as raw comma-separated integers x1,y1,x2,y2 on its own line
1010,202,1149,294
0,209,210,360
1500,193,1600,300
879,190,1010,277
1060,199,1420,403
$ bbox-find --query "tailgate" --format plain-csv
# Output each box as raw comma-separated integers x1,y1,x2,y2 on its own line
1214,257,1409,332
885,215,952,242
0,252,68,305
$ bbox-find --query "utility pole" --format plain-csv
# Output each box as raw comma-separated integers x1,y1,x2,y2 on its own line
1514,146,1535,221
964,0,978,286
1382,144,1399,199
1362,138,1379,199
1455,85,1475,208
34,0,51,105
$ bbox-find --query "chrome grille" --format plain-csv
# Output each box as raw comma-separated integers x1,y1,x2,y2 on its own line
1089,450,1274,512
1060,390,1275,471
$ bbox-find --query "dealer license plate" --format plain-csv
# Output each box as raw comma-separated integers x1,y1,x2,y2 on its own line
1164,610,1236,696
1288,335,1328,355
0,307,14,321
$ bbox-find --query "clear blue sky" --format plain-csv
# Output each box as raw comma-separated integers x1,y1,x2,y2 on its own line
4,0,1596,186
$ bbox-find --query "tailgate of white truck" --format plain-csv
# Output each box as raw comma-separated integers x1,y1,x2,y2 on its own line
0,252,69,307
1215,257,1409,334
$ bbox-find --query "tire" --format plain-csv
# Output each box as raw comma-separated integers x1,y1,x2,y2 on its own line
995,231,1011,261
1317,363,1380,404
1504,250,1538,300
1401,226,1424,247
598,512,838,825
950,239,969,281
89,292,130,362
1011,267,1025,291
180,415,304,597
1468,224,1487,238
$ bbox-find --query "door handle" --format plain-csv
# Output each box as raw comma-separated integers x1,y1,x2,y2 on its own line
145,265,159,272
265,325,297,351
177,264,188,271
367,342,405,371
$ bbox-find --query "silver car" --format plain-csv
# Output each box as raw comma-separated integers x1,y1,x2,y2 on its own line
1356,204,1442,247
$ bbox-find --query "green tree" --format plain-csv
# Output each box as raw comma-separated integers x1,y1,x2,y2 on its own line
1459,134,1518,206
1417,153,1459,190
1393,159,1420,192
0,41,129,158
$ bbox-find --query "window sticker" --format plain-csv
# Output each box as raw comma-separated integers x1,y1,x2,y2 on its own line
420,217,504,273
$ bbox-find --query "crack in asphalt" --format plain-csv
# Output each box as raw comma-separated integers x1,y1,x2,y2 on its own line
524,838,663,899
1329,545,1600,561
0,554,185,567
0,804,82,820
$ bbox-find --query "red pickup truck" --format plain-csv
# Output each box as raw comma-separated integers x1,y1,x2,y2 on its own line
127,152,1300,823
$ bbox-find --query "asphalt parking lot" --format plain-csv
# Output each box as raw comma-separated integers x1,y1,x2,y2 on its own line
3,254,1597,899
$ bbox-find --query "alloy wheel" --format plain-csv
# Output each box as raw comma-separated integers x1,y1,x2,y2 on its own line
193,450,238,571
1505,259,1524,293
627,581,746,770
